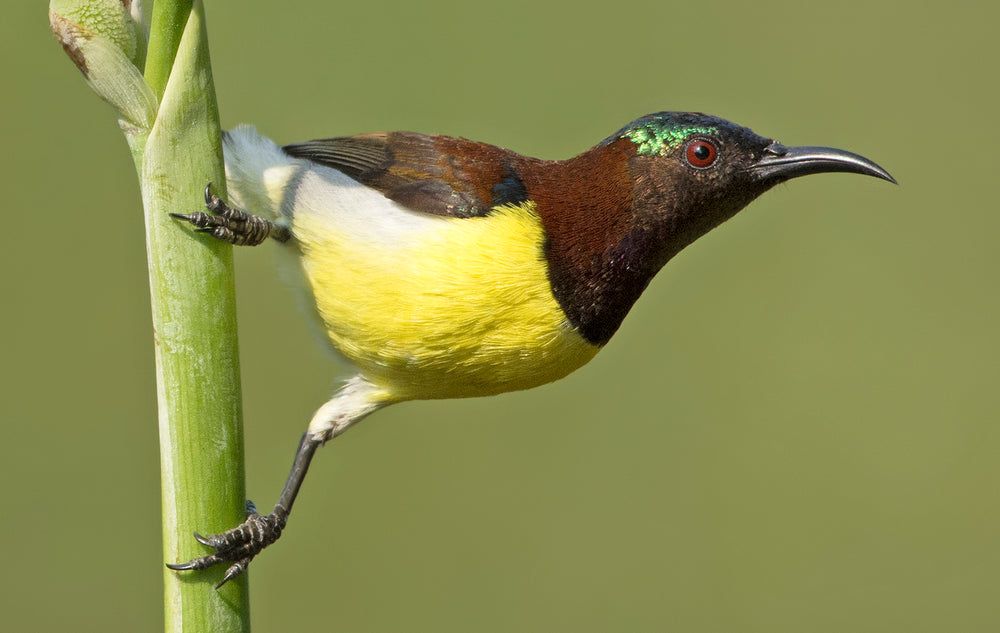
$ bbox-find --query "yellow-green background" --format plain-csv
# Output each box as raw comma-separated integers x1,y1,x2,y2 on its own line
3,1,996,631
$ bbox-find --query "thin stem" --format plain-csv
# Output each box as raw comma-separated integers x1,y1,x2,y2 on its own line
144,0,194,100
51,0,250,627
137,1,250,630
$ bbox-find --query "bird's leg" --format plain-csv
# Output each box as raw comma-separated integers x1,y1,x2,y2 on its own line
167,377,390,587
170,184,292,245
166,433,320,588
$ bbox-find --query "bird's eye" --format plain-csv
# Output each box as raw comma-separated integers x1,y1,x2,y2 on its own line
685,140,718,169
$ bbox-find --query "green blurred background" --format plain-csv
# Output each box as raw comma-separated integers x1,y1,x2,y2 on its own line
4,1,997,630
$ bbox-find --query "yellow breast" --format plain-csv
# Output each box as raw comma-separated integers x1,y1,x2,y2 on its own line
291,201,600,402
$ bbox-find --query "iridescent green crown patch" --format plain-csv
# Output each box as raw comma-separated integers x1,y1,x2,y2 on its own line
619,114,717,157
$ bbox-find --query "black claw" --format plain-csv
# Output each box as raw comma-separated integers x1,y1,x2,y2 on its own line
165,560,195,571
166,509,288,585
204,186,226,215
217,559,250,588
171,183,280,246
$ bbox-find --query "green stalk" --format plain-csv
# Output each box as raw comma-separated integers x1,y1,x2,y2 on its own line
142,4,251,631
49,0,250,630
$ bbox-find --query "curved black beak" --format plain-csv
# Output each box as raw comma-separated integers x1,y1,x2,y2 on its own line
751,141,896,184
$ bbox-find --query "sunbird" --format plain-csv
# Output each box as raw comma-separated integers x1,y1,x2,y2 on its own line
168,112,894,586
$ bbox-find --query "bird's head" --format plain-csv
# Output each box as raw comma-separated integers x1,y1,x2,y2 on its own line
604,112,895,271
544,112,894,345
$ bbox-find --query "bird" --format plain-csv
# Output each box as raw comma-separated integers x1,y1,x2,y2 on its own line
167,111,895,586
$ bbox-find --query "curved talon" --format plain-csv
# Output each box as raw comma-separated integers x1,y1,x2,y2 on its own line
165,509,288,586
204,184,228,215
165,560,196,571
166,552,223,571
218,560,250,589
170,183,283,246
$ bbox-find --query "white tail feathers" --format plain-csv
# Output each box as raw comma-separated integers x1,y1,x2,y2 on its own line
223,125,300,221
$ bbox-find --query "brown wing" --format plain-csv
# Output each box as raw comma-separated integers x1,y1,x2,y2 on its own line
283,132,529,218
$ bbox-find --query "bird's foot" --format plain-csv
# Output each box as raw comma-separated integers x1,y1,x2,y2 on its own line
167,500,288,588
170,184,291,245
